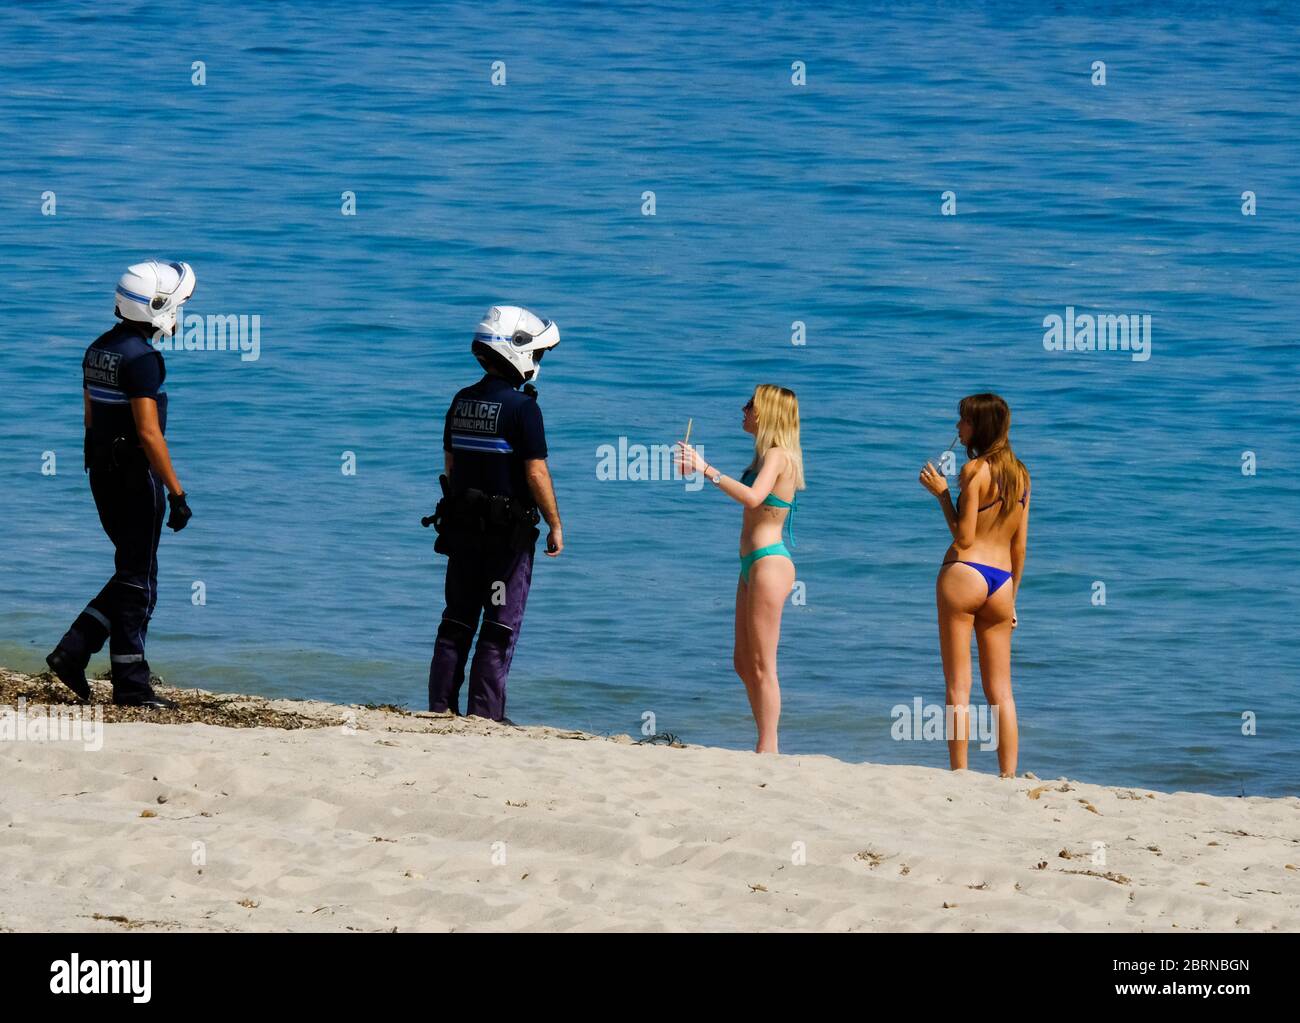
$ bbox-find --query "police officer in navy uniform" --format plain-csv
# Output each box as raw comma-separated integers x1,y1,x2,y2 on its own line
46,260,196,708
427,306,563,722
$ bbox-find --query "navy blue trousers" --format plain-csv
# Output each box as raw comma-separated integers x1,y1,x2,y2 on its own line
429,541,534,721
57,466,165,701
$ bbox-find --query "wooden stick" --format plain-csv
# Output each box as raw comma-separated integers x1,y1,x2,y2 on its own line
684,418,693,446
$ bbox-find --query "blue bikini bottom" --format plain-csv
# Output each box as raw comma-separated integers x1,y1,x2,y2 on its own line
944,560,1012,597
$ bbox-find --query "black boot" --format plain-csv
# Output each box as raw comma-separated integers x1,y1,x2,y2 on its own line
45,648,90,702
113,692,179,710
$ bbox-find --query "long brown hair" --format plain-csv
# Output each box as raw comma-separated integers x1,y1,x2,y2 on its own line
959,393,1027,519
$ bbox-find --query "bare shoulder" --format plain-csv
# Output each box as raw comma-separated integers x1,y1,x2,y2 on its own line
959,458,988,487
762,447,790,473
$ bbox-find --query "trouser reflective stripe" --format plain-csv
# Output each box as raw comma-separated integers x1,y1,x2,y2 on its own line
429,541,534,720
55,466,165,702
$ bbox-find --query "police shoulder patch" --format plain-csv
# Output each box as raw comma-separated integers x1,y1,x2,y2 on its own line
84,348,123,387
452,398,503,435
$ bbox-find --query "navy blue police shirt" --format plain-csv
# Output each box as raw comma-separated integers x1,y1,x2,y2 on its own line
83,320,168,444
443,374,547,504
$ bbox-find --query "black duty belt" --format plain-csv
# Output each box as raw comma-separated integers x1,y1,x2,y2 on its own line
422,476,540,555
85,431,147,473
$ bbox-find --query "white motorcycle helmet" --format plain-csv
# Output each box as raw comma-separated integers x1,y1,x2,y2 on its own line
472,305,560,385
115,259,196,335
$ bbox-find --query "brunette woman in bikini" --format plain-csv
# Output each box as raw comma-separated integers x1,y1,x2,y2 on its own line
919,393,1030,777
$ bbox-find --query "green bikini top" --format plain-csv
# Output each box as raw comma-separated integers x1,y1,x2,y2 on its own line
740,468,798,547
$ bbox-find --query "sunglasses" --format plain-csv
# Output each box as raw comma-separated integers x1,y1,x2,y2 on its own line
744,398,754,411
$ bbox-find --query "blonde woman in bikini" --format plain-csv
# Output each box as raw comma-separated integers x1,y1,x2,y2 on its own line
676,384,804,754
919,393,1030,777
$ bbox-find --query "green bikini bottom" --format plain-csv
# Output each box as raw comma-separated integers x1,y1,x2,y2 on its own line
739,542,793,583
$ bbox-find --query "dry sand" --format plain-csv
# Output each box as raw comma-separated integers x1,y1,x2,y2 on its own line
1,667,1296,932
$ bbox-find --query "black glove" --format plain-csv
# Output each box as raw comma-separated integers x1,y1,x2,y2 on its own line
167,492,192,532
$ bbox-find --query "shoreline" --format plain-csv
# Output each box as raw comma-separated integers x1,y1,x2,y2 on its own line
2,667,1297,932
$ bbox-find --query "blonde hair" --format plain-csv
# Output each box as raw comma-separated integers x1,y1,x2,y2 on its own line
745,384,805,490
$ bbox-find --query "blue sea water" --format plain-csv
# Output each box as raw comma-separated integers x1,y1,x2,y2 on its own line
1,1,1298,797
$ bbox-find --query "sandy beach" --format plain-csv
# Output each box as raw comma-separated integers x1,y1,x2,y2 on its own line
1,667,1296,933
